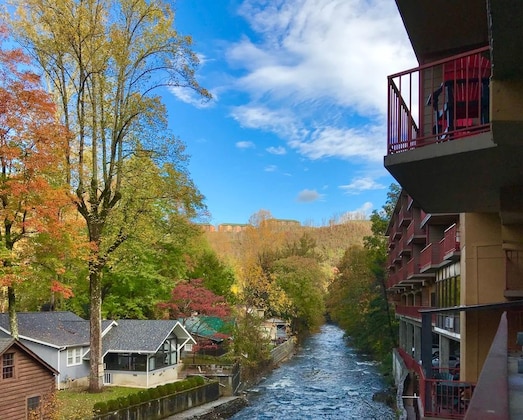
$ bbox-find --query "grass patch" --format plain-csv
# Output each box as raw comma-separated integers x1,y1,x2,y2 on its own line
57,386,137,420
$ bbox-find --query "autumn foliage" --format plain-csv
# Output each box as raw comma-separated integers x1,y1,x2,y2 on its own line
0,24,73,298
158,278,230,320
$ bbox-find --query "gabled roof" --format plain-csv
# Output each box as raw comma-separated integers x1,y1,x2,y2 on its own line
0,338,58,374
0,312,114,348
99,319,196,356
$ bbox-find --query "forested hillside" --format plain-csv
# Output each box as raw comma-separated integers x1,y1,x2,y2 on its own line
206,219,372,270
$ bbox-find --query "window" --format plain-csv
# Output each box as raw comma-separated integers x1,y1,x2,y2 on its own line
151,338,177,370
66,348,82,366
2,352,14,379
105,353,147,371
27,396,41,418
436,275,460,308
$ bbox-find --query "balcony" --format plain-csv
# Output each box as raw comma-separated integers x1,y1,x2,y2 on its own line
407,258,434,282
387,266,405,290
396,347,475,419
420,243,441,273
387,46,491,155
396,305,435,322
399,235,412,257
384,47,516,215
440,224,460,262
399,206,412,227
406,218,426,245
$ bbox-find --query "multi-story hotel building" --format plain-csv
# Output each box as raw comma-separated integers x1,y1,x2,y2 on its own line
384,2,523,419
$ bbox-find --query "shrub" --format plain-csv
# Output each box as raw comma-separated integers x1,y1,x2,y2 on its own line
193,376,205,386
93,401,108,415
129,393,141,406
106,399,120,412
158,384,170,397
167,382,178,394
116,396,130,409
138,390,150,403
148,387,161,400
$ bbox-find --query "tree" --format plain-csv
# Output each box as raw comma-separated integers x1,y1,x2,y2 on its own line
158,278,230,320
364,183,400,350
326,184,400,361
11,0,210,391
186,247,236,301
271,256,326,334
0,24,72,337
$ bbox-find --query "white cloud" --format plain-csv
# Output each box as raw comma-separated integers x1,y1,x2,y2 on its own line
266,146,286,155
222,0,416,163
340,177,386,194
168,86,216,109
296,189,324,203
264,165,277,172
231,105,386,162
233,0,415,114
340,201,375,220
236,141,256,149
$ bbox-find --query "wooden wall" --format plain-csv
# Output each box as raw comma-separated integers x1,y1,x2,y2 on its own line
1,344,56,420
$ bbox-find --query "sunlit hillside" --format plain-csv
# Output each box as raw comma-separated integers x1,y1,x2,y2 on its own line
204,220,372,269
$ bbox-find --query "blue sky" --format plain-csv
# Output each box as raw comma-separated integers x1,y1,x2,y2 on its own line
163,0,417,227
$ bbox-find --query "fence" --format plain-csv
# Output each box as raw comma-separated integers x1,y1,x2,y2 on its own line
93,382,220,420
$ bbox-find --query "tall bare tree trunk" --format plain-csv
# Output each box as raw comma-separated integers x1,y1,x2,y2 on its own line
89,266,103,392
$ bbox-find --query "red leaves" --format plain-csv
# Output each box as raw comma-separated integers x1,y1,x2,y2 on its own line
159,278,231,319
50,280,74,299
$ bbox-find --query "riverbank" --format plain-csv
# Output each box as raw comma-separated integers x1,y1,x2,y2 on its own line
166,396,248,419
169,338,297,419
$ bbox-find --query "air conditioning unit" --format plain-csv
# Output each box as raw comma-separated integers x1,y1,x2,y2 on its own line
445,317,454,329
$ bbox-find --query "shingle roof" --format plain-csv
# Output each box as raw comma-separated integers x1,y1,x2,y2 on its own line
0,338,14,355
101,319,185,354
0,312,108,347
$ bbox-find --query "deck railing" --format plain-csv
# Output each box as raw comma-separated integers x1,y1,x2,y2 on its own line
387,46,491,154
420,242,441,272
397,348,476,419
441,224,460,259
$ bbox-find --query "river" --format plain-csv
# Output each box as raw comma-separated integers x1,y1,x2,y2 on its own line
230,323,396,420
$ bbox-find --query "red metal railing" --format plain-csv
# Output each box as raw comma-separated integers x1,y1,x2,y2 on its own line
397,348,476,418
399,206,412,226
387,266,405,289
395,305,436,322
387,47,491,155
420,242,441,272
406,258,418,279
406,217,425,244
441,224,460,259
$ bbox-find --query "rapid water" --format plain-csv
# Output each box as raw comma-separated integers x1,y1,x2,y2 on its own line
231,323,396,420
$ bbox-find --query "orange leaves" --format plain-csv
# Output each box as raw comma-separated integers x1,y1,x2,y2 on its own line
50,280,75,299
0,24,70,246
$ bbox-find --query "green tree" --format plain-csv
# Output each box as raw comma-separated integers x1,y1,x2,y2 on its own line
230,309,271,377
11,0,210,391
186,247,236,302
326,184,400,362
271,256,326,334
